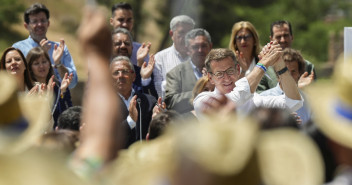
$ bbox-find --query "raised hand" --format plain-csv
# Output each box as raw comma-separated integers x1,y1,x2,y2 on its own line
201,94,236,116
235,50,249,74
298,71,314,89
78,6,112,59
152,97,166,119
258,41,283,67
52,39,65,65
129,95,138,122
136,42,151,67
60,73,73,96
140,53,155,79
40,39,52,52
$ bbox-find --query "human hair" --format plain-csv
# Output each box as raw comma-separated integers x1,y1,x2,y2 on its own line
111,2,133,17
282,48,306,76
24,3,50,24
112,27,133,45
185,28,212,47
190,76,214,103
251,107,299,130
37,129,79,154
148,110,181,140
57,106,82,131
111,56,135,73
26,47,56,83
270,20,293,37
170,15,195,31
205,48,238,73
229,21,261,57
0,47,33,90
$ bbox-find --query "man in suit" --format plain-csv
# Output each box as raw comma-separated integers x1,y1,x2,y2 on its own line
112,27,158,99
165,28,212,114
110,56,156,146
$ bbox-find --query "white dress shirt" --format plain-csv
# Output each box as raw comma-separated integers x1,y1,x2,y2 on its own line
153,44,190,99
193,77,303,117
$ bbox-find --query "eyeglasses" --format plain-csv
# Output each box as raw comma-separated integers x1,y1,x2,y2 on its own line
236,34,253,41
112,69,134,76
29,19,48,25
209,67,236,79
114,41,131,47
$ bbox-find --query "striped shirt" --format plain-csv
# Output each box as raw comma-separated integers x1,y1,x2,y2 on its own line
153,44,190,98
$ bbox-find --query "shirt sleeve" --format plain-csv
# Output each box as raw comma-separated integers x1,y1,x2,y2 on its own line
141,77,151,86
127,115,136,129
60,46,78,89
252,93,304,112
225,77,254,106
153,54,163,98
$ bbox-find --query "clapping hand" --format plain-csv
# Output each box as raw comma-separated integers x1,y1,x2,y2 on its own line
136,42,151,67
298,71,314,89
52,39,65,65
60,73,73,96
140,54,155,79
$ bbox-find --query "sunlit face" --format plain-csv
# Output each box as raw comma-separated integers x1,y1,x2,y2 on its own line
208,57,240,94
5,50,26,76
112,33,132,58
235,28,254,56
110,9,134,31
111,60,135,94
171,23,194,56
25,12,50,42
31,55,50,81
270,24,293,49
188,35,212,67
285,61,300,84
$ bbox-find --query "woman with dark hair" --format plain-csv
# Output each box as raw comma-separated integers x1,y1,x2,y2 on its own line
26,47,73,127
1,47,34,92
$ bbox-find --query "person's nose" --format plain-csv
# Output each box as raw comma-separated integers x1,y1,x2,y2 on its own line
280,36,285,43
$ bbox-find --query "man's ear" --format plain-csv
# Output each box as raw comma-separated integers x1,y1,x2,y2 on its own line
109,17,114,27
208,72,215,85
24,22,29,30
269,35,273,41
169,30,173,37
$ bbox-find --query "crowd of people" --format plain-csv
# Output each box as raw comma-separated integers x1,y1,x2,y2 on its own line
0,2,351,185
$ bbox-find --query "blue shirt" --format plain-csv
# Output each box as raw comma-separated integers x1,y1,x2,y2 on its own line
260,83,311,125
13,36,78,89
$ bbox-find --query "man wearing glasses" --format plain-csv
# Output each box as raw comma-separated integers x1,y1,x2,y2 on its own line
12,3,78,89
193,44,303,116
110,56,156,147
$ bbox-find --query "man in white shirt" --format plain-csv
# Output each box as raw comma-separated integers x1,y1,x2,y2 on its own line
153,15,195,98
193,44,303,117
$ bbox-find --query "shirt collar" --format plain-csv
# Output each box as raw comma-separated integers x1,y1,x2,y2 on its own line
190,60,203,79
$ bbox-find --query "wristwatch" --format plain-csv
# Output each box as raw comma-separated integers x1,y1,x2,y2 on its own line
53,63,63,68
276,66,288,75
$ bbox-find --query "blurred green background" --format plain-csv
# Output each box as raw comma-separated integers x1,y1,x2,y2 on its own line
1,0,351,80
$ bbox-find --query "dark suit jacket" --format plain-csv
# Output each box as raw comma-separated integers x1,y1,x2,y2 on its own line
120,91,157,147
165,60,197,114
133,65,158,100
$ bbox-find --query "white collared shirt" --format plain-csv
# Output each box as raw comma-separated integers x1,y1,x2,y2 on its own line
193,77,303,117
153,44,190,99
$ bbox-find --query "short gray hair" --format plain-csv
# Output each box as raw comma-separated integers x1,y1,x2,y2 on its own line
110,56,135,73
170,15,195,31
185,28,212,47
112,27,133,44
